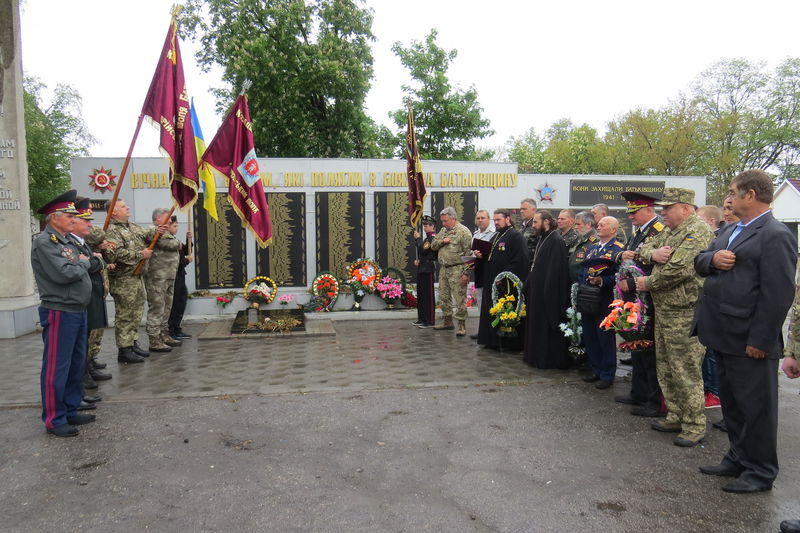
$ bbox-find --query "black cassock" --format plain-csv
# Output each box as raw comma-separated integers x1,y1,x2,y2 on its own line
477,226,529,349
523,229,570,368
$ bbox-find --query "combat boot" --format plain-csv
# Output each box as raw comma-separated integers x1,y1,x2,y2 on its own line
673,432,705,447
82,372,98,390
148,335,172,353
434,316,454,331
118,347,144,364
456,320,466,337
88,359,112,381
132,341,150,358
162,334,182,347
91,358,107,369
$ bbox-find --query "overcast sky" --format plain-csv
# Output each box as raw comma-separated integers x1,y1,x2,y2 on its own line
19,0,800,159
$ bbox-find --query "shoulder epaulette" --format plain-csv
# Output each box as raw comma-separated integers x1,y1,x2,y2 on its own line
588,235,598,242
50,233,58,243
613,240,625,248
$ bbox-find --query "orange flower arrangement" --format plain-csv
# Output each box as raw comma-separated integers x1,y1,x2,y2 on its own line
600,298,652,350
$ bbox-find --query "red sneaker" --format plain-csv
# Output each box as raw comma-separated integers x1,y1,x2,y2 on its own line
705,392,721,408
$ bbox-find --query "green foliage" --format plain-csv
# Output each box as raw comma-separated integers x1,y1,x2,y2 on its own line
506,128,546,174
386,29,493,160
181,0,376,158
24,78,95,217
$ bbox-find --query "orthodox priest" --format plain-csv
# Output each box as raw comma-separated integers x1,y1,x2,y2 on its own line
474,209,529,350
523,210,571,369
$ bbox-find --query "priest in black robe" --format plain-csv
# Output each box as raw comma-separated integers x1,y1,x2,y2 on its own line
523,210,571,369
475,209,529,350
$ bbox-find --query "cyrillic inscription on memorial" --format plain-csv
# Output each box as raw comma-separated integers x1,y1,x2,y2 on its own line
570,180,664,206
256,192,306,286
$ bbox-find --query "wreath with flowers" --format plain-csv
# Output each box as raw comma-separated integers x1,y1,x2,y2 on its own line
243,276,278,306
490,271,526,335
607,260,653,350
347,258,381,292
310,271,340,311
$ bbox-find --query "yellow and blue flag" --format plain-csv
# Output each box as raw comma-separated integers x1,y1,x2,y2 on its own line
190,98,218,221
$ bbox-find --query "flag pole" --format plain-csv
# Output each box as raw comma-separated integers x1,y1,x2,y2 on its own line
132,207,175,276
103,114,145,231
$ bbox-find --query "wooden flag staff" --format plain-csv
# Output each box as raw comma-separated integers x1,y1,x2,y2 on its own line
102,115,144,231
132,207,175,276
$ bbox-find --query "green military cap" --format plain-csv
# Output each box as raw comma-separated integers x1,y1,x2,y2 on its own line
654,187,696,207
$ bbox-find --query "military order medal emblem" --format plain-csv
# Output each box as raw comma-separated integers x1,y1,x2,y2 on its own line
536,181,556,203
88,167,117,193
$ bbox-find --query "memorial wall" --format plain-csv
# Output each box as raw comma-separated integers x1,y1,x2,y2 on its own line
70,157,706,291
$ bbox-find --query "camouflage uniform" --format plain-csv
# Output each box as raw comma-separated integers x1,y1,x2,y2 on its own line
568,229,598,284
85,226,109,361
431,222,472,324
561,227,580,255
640,210,714,436
104,219,148,349
520,220,539,258
143,228,181,340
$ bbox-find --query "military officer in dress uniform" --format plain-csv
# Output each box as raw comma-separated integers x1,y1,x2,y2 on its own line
613,191,666,417
412,215,438,328
31,190,96,437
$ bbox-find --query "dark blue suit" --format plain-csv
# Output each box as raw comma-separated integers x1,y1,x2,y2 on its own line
579,239,624,382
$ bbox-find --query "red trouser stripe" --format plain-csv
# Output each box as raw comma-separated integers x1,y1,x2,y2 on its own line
44,310,60,429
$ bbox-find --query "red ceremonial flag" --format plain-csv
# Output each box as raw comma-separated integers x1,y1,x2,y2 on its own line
406,108,426,227
201,94,272,247
140,17,199,210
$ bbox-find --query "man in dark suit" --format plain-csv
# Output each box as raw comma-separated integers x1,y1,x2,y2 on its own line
692,169,797,493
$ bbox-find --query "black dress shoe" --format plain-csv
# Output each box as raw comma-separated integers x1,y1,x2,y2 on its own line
713,419,728,432
89,368,112,381
67,413,96,426
132,342,150,357
630,406,664,417
699,463,743,478
721,478,772,494
595,380,613,389
174,332,191,339
118,347,145,364
82,373,98,390
77,401,96,411
780,519,800,533
582,375,599,383
47,424,78,437
83,395,102,403
614,394,640,405
469,334,478,340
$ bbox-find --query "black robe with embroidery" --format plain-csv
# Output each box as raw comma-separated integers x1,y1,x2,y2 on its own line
523,229,571,368
476,226,529,349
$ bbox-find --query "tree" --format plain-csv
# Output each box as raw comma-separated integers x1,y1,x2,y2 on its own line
387,29,493,160
506,127,546,173
541,122,610,174
24,78,96,216
182,0,376,158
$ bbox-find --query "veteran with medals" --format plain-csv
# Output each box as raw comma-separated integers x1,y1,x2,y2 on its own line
613,191,666,417
31,190,95,437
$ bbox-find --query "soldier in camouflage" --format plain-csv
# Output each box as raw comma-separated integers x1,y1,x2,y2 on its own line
636,188,714,447
557,209,580,253
143,210,183,352
568,211,598,284
104,199,152,364
431,206,473,336
519,198,539,258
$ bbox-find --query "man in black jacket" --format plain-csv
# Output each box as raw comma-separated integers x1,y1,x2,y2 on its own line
693,169,797,493
412,215,438,328
168,228,193,340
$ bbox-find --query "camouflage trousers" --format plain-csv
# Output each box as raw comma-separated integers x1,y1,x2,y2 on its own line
109,275,146,348
438,265,467,321
144,276,175,337
654,310,706,434
88,328,104,359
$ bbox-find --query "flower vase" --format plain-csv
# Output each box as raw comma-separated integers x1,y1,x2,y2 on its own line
497,326,517,337
250,301,260,310
352,293,364,311
385,298,398,310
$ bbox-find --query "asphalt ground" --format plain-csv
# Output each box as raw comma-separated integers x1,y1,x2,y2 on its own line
1,317,799,532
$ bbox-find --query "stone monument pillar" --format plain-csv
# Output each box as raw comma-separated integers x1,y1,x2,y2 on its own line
0,0,37,337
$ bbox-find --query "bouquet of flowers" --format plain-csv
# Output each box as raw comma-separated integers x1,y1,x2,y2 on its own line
278,294,294,307
466,282,477,308
248,282,273,305
600,298,653,350
376,276,403,301
216,295,232,308
559,283,585,359
401,288,417,308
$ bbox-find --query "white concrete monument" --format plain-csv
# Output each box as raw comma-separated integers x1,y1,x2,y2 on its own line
0,0,37,337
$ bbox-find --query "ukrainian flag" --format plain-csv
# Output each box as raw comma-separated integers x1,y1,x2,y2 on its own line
190,98,218,221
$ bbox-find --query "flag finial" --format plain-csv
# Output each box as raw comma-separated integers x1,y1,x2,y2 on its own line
240,79,253,95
